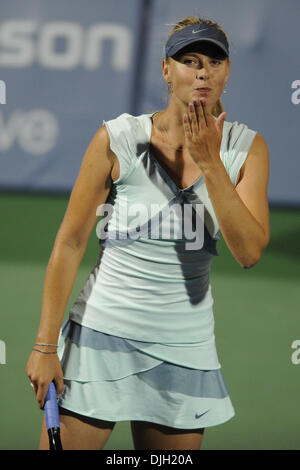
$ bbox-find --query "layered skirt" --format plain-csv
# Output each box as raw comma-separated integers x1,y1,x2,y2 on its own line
56,319,235,429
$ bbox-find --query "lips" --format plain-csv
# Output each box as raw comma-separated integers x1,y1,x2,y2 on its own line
196,88,211,91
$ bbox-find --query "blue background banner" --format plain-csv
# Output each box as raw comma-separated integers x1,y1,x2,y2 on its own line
0,0,299,204
0,0,142,191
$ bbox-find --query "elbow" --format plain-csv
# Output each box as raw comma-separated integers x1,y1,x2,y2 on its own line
238,231,270,270
239,251,262,270
242,260,258,269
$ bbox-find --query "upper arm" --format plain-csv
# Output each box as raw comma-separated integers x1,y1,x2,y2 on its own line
55,124,115,249
235,133,270,248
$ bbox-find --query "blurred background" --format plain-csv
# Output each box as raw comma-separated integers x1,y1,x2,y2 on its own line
0,0,299,450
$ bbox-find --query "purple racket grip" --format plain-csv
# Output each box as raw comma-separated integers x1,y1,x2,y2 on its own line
44,382,60,430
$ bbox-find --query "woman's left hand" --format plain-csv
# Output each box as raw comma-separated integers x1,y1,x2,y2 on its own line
183,98,226,172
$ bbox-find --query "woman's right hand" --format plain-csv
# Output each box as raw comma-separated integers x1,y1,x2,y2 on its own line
25,350,64,409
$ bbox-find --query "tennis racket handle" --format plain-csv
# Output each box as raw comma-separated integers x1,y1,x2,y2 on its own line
44,381,60,430
47,428,63,450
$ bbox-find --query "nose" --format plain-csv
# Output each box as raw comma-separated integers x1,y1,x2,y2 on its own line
196,64,210,81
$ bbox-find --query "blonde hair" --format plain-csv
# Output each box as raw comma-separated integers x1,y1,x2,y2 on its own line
165,16,230,117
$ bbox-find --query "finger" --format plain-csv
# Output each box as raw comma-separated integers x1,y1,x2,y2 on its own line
215,111,227,133
201,99,215,127
192,100,200,128
36,383,48,409
199,99,209,127
183,113,192,139
31,380,38,395
194,99,206,128
54,376,65,396
188,102,198,135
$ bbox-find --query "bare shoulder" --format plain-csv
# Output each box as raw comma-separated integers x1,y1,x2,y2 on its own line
249,133,269,156
54,124,116,249
238,133,269,183
94,124,116,165
248,133,269,163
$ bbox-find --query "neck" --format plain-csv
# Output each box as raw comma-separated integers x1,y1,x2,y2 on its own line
152,98,214,149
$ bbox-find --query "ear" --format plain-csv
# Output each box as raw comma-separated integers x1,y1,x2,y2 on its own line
224,58,231,83
162,58,172,86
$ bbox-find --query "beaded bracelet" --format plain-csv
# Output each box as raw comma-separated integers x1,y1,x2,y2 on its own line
35,342,58,347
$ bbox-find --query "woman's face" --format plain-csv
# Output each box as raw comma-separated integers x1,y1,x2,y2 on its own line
163,42,231,109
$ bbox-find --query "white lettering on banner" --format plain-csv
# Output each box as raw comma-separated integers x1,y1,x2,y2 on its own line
85,24,132,70
0,80,6,104
0,20,132,71
0,109,59,155
0,21,36,67
39,22,83,69
0,111,25,150
291,80,300,105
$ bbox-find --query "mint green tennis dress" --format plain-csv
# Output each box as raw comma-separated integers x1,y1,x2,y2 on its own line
57,111,257,429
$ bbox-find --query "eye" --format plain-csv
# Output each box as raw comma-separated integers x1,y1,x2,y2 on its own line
182,58,199,68
211,59,222,65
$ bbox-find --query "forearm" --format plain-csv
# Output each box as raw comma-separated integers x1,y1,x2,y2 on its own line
202,162,266,268
35,241,86,345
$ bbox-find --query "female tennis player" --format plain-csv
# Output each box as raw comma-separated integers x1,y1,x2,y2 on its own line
26,16,270,450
